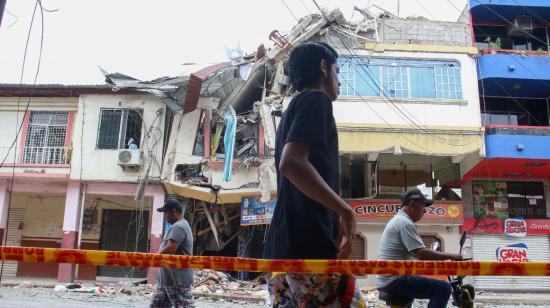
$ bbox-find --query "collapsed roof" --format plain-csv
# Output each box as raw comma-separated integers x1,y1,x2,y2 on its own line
100,7,375,115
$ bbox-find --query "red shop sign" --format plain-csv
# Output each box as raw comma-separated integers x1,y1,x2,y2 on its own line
350,200,463,220
462,218,550,235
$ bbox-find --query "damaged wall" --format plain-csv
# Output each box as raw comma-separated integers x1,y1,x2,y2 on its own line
379,18,472,46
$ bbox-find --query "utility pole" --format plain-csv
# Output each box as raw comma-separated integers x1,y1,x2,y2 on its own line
397,0,400,18
0,0,7,27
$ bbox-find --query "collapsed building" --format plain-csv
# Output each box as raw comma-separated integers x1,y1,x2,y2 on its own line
103,5,484,286
101,9,350,268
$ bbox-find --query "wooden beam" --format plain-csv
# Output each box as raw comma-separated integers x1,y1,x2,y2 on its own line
196,213,240,237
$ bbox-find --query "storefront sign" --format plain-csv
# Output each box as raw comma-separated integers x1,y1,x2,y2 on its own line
504,218,527,237
350,200,463,220
463,218,550,235
240,196,276,226
496,243,529,262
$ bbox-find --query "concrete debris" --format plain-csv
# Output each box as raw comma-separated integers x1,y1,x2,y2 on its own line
17,281,34,288
192,269,267,302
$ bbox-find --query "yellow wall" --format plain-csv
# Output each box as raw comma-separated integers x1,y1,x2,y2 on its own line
10,193,152,243
12,193,65,239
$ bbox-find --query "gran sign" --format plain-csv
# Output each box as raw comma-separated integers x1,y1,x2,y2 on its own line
496,243,529,262
350,200,463,220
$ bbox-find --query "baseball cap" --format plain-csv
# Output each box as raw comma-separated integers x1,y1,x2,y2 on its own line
156,199,182,212
402,189,433,206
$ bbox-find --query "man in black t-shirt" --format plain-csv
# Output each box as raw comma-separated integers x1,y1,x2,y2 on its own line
263,42,364,307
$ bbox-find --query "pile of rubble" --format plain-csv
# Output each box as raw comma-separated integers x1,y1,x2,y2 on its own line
192,269,268,302
52,281,155,297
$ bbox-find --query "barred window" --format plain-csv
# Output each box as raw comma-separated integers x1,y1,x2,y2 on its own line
338,57,463,100
23,111,69,164
339,60,355,96
435,66,462,99
381,66,410,98
97,109,142,150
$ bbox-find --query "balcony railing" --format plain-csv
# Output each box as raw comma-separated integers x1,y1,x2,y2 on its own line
0,146,70,166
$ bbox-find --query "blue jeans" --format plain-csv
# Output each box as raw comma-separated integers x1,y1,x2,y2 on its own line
379,276,452,308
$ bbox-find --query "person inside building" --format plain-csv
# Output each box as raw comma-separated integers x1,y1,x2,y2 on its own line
150,199,195,308
127,137,139,149
377,189,463,308
263,42,365,307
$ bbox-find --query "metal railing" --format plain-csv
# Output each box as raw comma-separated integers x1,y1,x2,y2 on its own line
0,146,70,165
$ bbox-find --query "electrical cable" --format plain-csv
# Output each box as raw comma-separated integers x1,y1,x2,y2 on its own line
0,0,45,283
325,19,480,147
471,0,549,48
312,3,467,152
315,5,481,147
445,0,550,124
280,0,299,21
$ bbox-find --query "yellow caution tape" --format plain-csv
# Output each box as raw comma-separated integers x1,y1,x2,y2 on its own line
1,246,549,276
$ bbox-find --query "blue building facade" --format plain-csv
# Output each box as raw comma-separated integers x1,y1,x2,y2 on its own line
464,0,550,291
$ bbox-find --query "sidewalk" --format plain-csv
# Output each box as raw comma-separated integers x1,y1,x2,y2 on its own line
475,291,550,306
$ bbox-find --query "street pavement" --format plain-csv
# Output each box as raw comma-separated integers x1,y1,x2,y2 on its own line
1,286,550,307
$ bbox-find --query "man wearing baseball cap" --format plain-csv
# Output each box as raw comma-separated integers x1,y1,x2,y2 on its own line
150,199,194,308
376,189,463,308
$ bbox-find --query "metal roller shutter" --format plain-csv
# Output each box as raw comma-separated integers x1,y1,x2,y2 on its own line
97,209,149,278
1,208,25,277
472,234,550,290
350,234,365,260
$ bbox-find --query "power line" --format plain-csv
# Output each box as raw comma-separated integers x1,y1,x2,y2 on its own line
0,0,45,283
510,0,549,27
312,0,464,152
328,26,478,146
311,3,480,146
280,0,299,21
447,0,550,90
471,0,548,48
413,0,435,20
444,0,550,118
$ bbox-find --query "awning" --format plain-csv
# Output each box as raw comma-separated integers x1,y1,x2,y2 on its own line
463,157,550,182
164,182,276,204
337,125,485,156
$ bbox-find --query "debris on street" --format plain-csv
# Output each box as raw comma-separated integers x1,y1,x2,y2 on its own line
192,269,268,303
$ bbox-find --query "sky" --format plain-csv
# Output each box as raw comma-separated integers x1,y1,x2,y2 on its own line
0,0,467,85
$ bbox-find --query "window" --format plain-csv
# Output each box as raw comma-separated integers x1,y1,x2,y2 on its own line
473,180,546,219
382,66,409,98
421,235,442,251
193,111,206,156
474,25,549,52
338,57,463,100
507,182,546,219
97,109,142,150
339,60,355,96
435,65,462,99
23,111,69,164
481,97,550,127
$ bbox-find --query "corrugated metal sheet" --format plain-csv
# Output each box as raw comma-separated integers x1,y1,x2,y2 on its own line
183,62,231,114
472,234,550,290
1,209,25,277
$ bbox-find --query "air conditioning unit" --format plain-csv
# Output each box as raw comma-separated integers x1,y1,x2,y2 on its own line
508,16,533,36
118,149,142,168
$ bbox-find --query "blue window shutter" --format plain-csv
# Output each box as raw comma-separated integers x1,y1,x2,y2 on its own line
410,67,435,99
354,64,380,96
